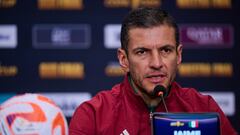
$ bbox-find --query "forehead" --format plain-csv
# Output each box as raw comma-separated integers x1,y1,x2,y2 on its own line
128,25,176,48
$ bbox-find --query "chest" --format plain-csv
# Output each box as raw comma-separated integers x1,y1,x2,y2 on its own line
96,105,152,135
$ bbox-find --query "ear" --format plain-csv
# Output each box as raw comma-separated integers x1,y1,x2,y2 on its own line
177,44,183,65
117,48,129,73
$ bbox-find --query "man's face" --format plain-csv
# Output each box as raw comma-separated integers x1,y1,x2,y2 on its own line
118,25,182,95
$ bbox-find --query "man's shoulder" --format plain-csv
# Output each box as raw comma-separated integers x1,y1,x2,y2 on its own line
171,82,214,107
81,83,122,108
173,82,210,99
95,83,122,99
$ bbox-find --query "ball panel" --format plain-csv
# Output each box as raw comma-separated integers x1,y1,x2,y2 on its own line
0,93,68,135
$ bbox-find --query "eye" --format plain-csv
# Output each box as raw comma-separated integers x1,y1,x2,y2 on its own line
135,48,148,56
136,50,146,55
163,48,172,53
160,47,174,56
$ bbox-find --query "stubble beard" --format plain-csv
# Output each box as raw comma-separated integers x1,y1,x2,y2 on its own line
130,72,157,99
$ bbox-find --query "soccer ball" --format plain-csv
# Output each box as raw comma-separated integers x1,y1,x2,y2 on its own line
0,93,68,135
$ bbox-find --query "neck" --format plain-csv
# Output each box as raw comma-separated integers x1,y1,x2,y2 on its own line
140,91,162,107
128,75,162,108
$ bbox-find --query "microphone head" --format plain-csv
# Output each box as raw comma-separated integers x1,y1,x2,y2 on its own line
153,85,167,98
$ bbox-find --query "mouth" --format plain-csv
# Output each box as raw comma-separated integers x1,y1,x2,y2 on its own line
145,73,167,84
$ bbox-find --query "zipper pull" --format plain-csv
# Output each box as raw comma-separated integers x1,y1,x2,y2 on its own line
150,111,153,120
149,110,154,135
149,107,154,125
149,106,154,120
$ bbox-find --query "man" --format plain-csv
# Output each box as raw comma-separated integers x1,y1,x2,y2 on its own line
69,8,237,135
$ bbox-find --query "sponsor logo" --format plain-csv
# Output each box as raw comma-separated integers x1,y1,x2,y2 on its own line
170,121,185,127
104,24,121,49
38,0,83,10
178,63,233,77
0,64,18,77
0,0,16,8
32,24,91,49
105,62,124,77
0,25,17,48
39,62,85,79
180,25,233,48
177,0,231,8
174,130,201,135
188,121,199,128
40,92,91,117
104,0,161,9
211,63,233,77
201,92,235,116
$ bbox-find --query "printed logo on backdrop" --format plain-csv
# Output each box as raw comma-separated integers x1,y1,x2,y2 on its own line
0,25,17,48
179,24,233,49
177,0,231,8
104,24,121,49
38,0,83,10
105,62,124,77
0,0,16,8
201,92,235,116
41,92,91,117
32,24,91,49
178,63,233,77
104,0,161,8
0,64,18,77
39,62,85,79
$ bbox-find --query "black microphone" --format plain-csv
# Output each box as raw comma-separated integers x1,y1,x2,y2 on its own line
153,85,168,112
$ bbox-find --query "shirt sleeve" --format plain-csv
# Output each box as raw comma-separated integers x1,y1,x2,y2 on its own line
69,102,96,135
208,96,238,135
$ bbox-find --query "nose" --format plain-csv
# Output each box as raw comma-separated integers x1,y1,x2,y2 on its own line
149,51,163,69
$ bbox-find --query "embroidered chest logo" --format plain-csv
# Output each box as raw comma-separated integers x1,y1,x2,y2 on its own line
120,129,130,135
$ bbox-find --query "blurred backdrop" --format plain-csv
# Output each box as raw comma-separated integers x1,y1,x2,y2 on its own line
0,0,239,132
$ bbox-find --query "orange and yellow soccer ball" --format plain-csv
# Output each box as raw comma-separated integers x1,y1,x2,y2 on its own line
0,93,68,135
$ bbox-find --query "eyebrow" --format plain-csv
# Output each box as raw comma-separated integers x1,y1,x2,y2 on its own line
132,47,150,53
132,44,176,52
159,44,176,50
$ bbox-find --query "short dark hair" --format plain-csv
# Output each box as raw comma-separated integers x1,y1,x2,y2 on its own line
120,8,179,53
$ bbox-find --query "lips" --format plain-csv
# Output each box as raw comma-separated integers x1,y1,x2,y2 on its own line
145,74,167,84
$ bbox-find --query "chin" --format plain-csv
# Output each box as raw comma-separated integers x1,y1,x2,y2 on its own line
145,88,155,95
